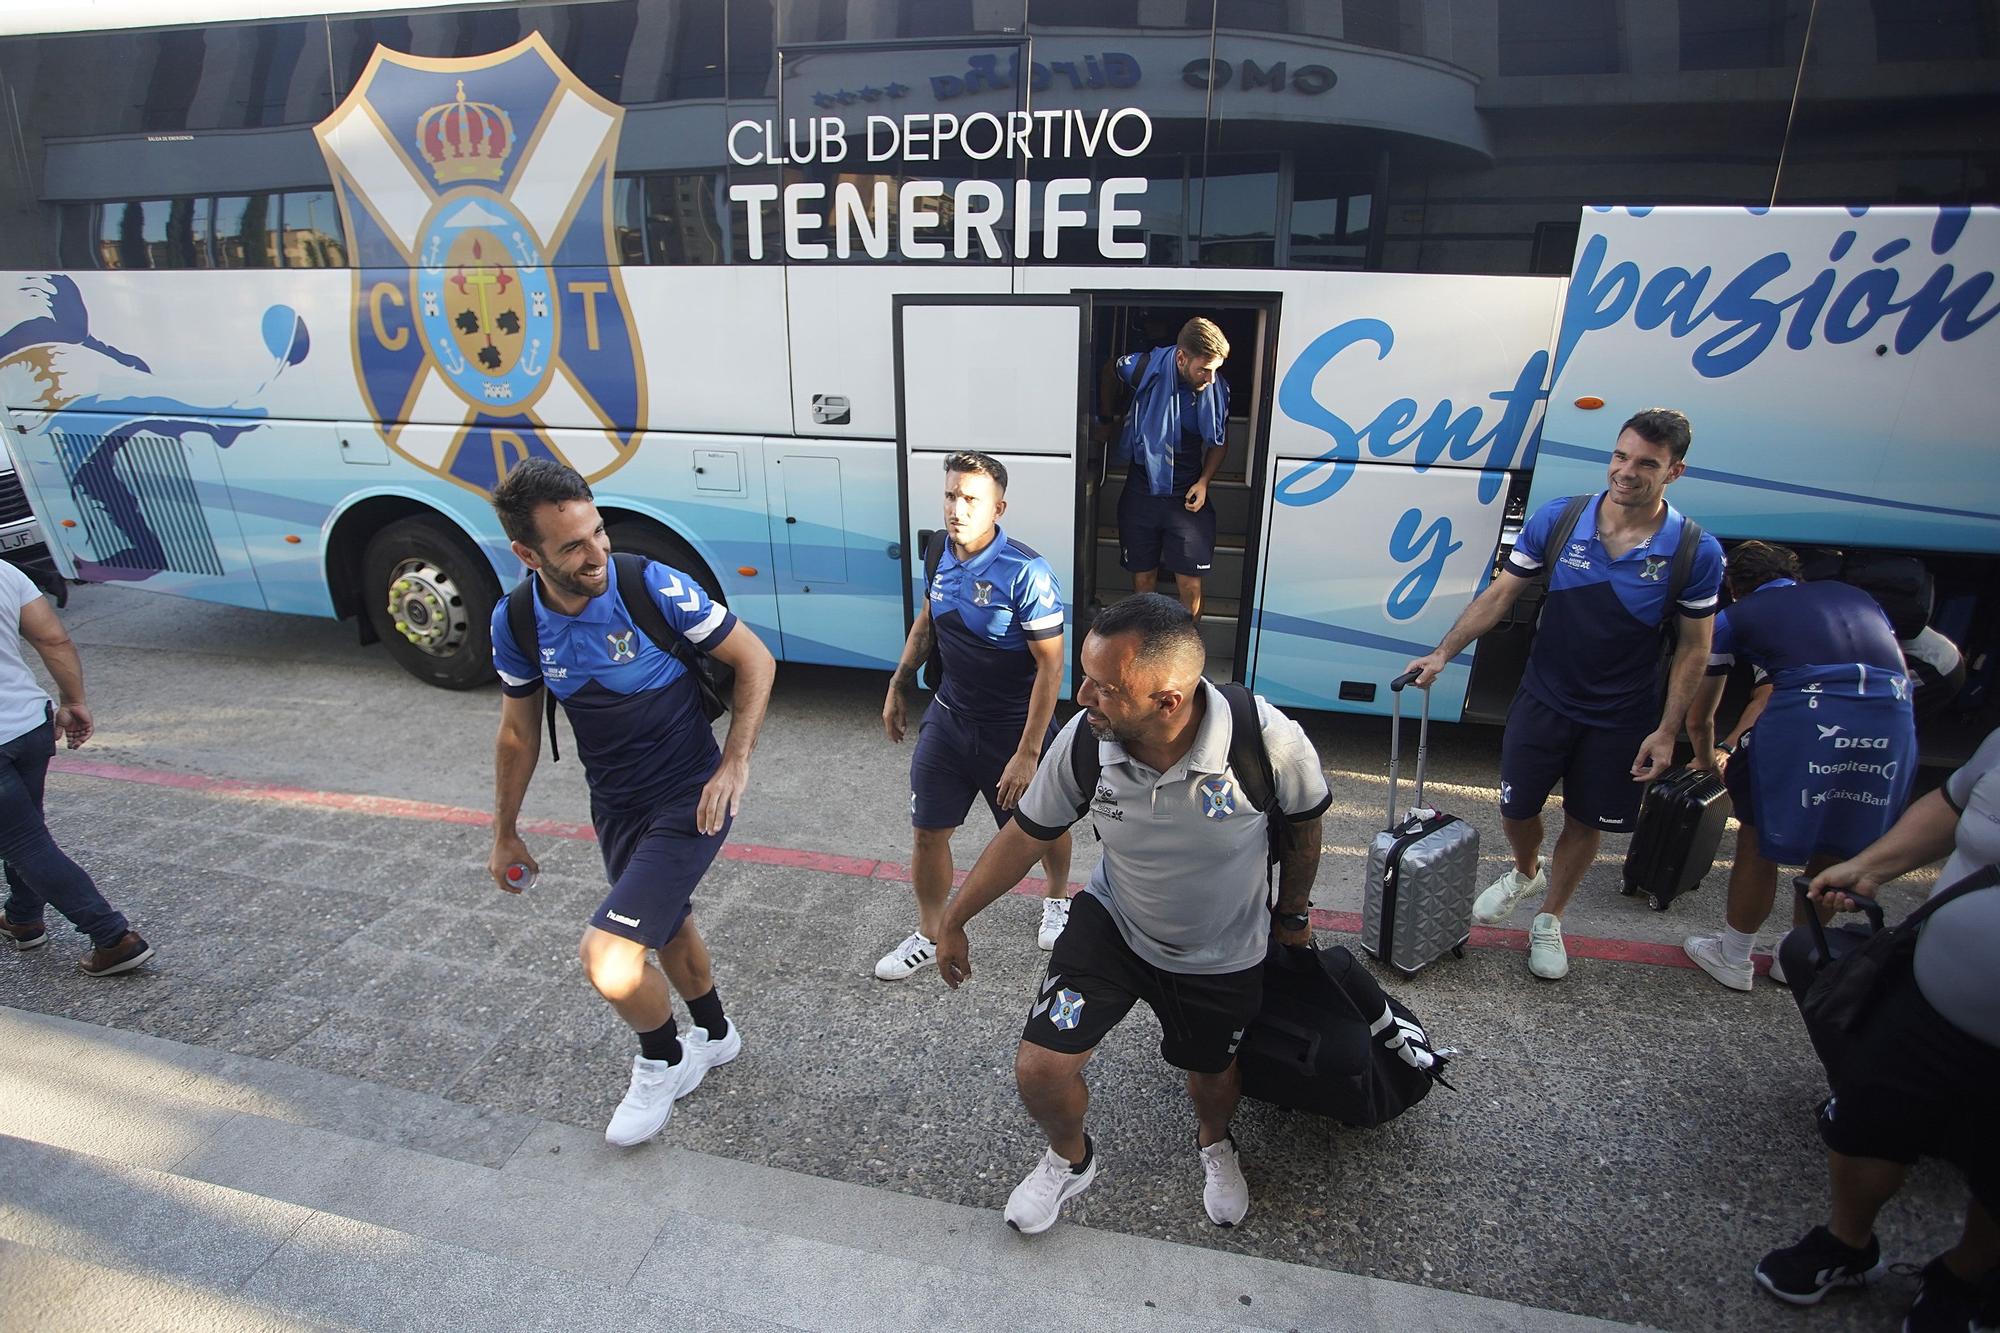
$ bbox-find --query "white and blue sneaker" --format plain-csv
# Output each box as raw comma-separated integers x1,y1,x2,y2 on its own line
1037,898,1071,951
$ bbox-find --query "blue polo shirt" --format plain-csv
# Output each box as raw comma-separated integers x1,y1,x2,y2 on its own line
1505,492,1724,726
927,524,1064,728
1116,347,1229,495
1707,579,1907,687
491,559,738,813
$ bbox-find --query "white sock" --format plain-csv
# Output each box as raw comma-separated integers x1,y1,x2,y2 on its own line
1720,926,1756,968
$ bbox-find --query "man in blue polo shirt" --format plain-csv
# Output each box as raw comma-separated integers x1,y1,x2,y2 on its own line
1682,541,1915,991
485,459,775,1148
1407,408,1724,979
1110,317,1231,616
879,451,1073,978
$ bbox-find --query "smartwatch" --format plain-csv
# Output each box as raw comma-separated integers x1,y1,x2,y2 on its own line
1274,911,1311,931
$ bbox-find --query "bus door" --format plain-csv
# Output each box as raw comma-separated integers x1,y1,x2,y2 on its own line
893,295,1091,692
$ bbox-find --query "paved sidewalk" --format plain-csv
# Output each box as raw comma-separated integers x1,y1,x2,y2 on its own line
0,764,1966,1331
1,1007,1639,1332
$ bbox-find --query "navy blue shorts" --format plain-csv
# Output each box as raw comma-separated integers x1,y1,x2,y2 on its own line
590,791,730,949
910,704,1058,831
1118,486,1216,576
1499,690,1652,833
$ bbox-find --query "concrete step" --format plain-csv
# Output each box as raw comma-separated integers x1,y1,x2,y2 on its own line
0,1006,1644,1333
0,1235,323,1333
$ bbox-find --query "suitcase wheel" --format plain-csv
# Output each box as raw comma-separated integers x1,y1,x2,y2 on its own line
1451,944,1465,960
1647,892,1672,912
1619,879,1640,897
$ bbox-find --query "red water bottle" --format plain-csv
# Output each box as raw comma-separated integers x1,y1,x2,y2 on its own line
504,863,538,893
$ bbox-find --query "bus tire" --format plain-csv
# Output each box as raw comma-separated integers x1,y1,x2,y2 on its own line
606,520,726,606
361,516,500,690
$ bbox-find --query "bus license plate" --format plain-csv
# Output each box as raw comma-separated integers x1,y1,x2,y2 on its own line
0,526,41,553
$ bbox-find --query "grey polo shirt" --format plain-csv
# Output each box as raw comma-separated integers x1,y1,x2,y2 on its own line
1016,681,1331,975
1918,727,2000,1048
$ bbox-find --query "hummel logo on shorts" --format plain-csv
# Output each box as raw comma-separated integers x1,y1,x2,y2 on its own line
606,910,641,927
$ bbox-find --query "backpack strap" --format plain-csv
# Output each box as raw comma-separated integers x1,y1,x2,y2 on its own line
1219,681,1287,871
1067,716,1102,822
505,575,561,763
922,528,947,590
1540,494,1593,581
1217,682,1274,814
1665,516,1704,616
611,553,690,660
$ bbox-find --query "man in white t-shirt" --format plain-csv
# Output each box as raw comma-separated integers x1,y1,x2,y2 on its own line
0,563,152,974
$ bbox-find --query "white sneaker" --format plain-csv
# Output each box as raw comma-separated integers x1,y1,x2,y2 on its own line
1527,912,1569,980
1474,866,1547,925
1005,1141,1097,1234
1767,948,1787,986
1037,898,1071,951
1684,934,1754,992
874,930,936,980
604,1050,702,1147
1199,1135,1249,1227
677,1021,744,1099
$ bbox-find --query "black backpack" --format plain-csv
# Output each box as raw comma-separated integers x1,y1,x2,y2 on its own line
918,529,947,691
1067,680,1294,873
1541,493,1705,649
503,552,729,762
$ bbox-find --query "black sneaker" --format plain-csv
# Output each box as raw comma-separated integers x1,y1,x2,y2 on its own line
1756,1225,1886,1306
1905,1256,1981,1333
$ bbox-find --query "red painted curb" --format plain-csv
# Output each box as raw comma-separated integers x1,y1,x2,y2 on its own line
52,756,1726,971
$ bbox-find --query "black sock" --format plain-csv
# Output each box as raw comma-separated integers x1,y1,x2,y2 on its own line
638,1017,681,1064
1070,1134,1094,1174
687,987,727,1041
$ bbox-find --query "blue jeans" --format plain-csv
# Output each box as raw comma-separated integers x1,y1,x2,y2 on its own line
1,714,127,947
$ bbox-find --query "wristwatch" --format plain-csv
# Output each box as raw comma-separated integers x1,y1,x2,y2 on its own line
1714,742,1734,755
1274,910,1311,931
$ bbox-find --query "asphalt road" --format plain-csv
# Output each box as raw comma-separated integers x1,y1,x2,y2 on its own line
1,581,1973,1333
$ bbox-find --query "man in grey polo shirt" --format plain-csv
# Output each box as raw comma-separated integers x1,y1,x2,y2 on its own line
935,594,1329,1235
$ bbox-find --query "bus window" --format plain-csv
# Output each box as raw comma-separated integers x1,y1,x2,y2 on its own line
212,195,277,269
277,193,345,268
644,173,728,265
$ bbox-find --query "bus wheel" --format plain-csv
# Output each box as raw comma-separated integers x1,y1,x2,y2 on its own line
606,521,725,606
362,516,499,690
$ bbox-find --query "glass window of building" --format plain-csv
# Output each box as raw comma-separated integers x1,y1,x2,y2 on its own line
1680,0,1788,70
1028,0,1141,25
1289,168,1373,269
1192,153,1278,266
1498,0,1622,76
213,195,277,268
1873,0,1997,61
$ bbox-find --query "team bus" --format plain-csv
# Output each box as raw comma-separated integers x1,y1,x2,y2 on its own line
0,0,1995,728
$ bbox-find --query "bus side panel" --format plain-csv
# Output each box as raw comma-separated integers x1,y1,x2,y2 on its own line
1255,462,1506,716
1532,206,2000,553
1259,271,1560,718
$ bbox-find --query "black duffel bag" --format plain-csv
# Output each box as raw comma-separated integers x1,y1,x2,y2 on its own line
1796,864,1998,1082
1239,938,1452,1128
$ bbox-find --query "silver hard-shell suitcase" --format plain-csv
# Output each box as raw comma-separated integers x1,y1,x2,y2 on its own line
1360,671,1481,976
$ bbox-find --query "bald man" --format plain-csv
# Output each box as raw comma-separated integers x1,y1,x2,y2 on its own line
936,593,1330,1235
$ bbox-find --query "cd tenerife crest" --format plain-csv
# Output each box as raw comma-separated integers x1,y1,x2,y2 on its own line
315,35,644,495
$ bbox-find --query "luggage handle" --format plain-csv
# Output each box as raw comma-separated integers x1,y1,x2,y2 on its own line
1386,670,1432,828
1792,876,1885,964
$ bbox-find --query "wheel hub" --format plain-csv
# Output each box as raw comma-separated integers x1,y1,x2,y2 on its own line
386,560,469,657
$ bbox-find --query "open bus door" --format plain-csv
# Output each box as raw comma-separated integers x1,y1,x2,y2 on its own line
893,295,1091,692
